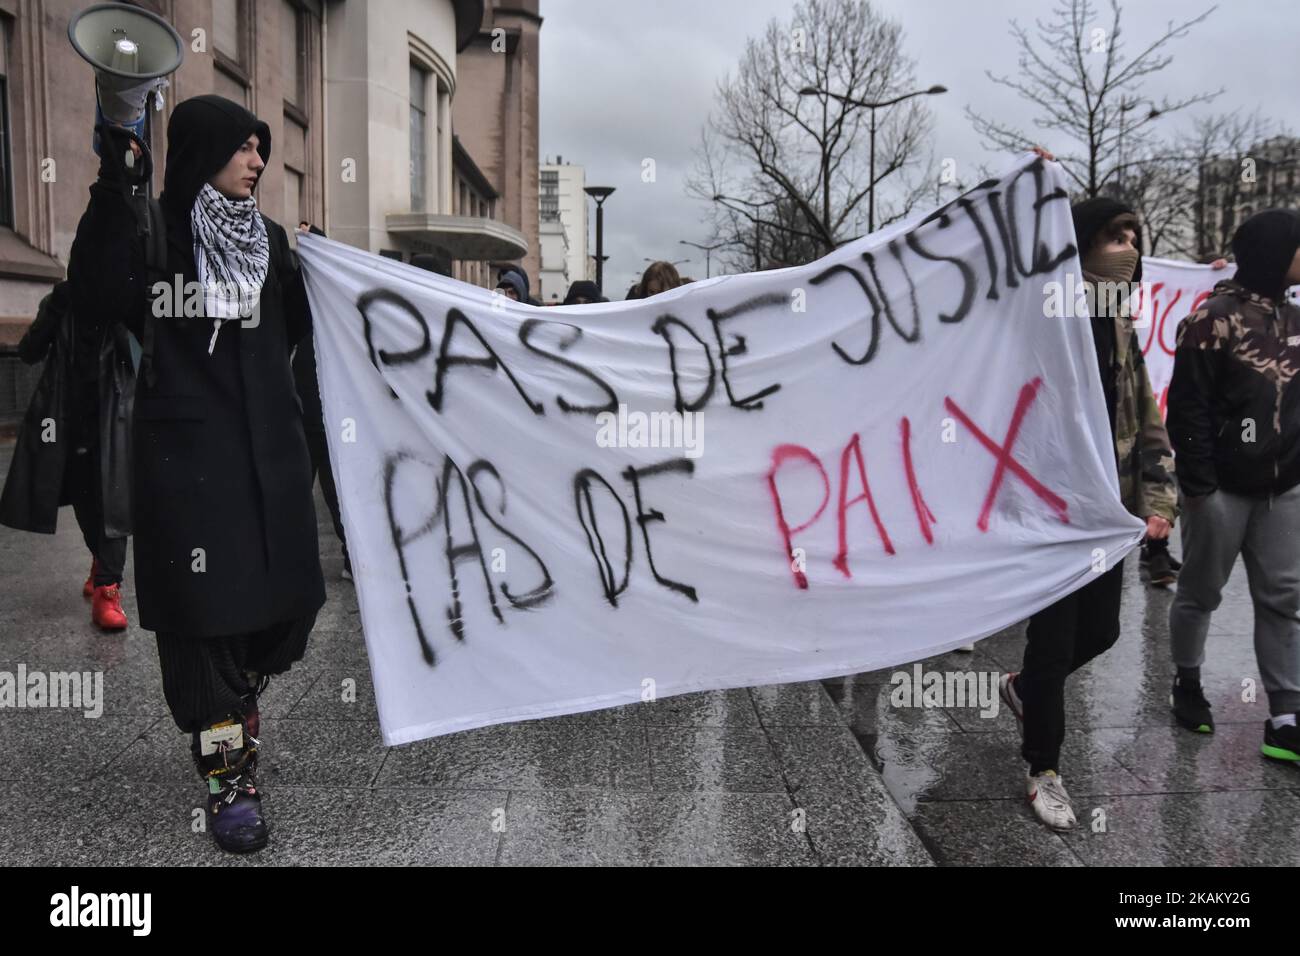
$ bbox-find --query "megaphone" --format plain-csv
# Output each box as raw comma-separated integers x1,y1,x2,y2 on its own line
69,3,184,155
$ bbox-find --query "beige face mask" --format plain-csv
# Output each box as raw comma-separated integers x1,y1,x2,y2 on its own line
1084,247,1140,284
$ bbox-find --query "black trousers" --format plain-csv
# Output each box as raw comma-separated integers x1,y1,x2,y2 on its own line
155,612,316,733
67,444,126,587
1019,560,1125,773
304,426,346,559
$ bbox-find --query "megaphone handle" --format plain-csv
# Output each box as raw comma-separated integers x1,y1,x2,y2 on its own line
93,122,151,193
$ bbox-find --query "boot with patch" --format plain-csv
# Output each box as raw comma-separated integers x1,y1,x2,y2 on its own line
193,714,267,853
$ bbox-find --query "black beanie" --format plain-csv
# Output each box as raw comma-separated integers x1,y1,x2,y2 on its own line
161,95,271,220
1231,208,1300,299
1071,196,1143,283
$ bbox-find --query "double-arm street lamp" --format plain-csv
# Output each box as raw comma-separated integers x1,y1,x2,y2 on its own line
797,84,947,233
678,239,733,278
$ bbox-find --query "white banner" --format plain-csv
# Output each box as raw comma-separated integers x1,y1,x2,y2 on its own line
1132,258,1221,417
1134,259,1300,417
299,154,1144,746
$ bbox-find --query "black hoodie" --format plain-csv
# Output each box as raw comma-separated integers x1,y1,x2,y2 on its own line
1071,196,1144,282
1071,197,1144,436
1167,208,1300,498
160,94,271,224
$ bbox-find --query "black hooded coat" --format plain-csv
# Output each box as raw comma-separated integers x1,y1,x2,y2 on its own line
67,95,325,638
1070,196,1144,437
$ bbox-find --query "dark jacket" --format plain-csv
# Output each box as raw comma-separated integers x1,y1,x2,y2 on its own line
67,95,325,638
1167,279,1300,499
1167,209,1300,499
0,282,135,536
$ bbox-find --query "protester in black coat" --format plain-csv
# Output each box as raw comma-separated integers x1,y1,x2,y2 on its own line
2,285,76,533
0,281,133,629
67,94,325,853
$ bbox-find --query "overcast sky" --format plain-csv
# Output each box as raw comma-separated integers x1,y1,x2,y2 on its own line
538,0,1297,298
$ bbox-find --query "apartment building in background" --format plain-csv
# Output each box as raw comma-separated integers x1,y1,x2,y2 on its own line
539,156,587,295
1197,135,1300,260
0,0,542,427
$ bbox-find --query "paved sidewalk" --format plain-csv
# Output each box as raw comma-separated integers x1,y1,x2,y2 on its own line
2,441,1297,865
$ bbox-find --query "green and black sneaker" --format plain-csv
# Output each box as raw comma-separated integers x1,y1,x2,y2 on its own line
1170,677,1214,734
1261,718,1300,763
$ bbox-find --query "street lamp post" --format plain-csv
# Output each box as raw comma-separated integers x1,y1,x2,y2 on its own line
584,185,615,295
797,84,947,233
678,239,729,278
1115,98,1161,201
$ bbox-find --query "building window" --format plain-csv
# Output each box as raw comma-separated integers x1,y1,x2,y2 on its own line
285,166,303,229
540,169,559,222
213,0,250,105
281,1,308,113
409,63,428,212
0,17,12,228
434,78,449,213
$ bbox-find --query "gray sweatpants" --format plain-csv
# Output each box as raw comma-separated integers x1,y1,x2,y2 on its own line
1169,484,1300,714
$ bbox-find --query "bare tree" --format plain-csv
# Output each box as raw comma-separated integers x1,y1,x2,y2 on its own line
1116,148,1197,257
967,0,1220,198
1115,111,1286,260
688,0,936,268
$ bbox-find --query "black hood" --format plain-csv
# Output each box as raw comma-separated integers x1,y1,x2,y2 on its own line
563,280,603,304
1231,208,1300,300
498,265,531,299
160,95,271,220
1071,196,1143,283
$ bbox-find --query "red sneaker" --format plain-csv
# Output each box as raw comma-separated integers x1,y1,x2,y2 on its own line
91,583,128,630
83,559,98,598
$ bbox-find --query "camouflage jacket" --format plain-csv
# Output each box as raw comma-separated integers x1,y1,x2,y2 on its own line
1167,280,1300,498
1090,295,1179,522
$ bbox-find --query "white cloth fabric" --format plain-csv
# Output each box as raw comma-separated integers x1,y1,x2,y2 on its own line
298,153,1145,745
190,182,269,353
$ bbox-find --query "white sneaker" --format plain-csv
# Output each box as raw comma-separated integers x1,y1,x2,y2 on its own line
1027,770,1076,830
955,643,976,653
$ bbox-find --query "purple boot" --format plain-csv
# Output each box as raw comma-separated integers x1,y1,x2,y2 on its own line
193,712,267,853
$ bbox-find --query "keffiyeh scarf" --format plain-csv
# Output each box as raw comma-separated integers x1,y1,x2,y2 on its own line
191,182,270,354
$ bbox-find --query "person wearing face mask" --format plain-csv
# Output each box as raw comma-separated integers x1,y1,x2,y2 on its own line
1165,208,1300,761
997,197,1179,831
66,95,326,854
